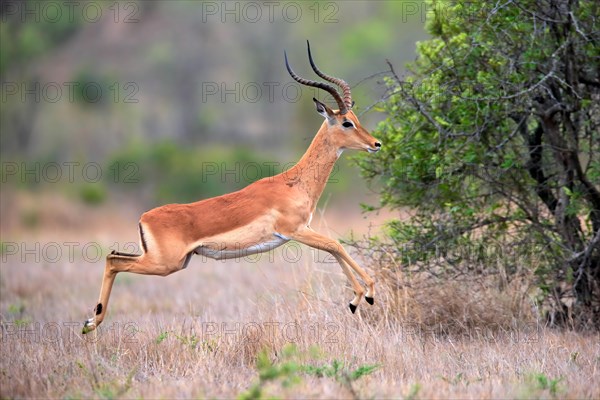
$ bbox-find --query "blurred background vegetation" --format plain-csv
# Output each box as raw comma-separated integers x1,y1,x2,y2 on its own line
0,0,427,211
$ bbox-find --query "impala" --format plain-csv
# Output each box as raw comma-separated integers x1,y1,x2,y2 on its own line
82,41,381,334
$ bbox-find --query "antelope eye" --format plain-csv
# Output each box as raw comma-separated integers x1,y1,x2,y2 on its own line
342,121,354,128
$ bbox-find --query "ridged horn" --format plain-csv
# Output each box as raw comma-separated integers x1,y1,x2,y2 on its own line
306,40,352,111
284,49,348,115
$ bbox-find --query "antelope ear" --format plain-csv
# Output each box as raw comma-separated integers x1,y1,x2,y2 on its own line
313,97,335,123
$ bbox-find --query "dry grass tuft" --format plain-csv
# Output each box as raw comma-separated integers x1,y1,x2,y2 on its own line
372,271,536,334
348,239,539,337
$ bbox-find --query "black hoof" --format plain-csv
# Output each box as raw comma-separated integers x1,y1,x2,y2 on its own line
82,321,92,334
365,296,374,305
349,303,357,314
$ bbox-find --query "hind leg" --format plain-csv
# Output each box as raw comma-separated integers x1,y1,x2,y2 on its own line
82,251,192,334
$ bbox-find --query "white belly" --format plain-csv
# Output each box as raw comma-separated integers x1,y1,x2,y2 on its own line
194,232,289,260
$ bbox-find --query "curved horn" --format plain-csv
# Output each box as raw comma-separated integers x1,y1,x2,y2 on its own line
306,40,352,110
284,50,348,115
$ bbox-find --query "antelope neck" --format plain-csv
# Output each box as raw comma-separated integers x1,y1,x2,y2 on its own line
286,124,340,210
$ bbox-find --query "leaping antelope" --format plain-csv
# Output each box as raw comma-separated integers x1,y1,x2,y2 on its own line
82,41,381,334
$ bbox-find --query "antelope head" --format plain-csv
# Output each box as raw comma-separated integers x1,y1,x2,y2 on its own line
285,41,382,154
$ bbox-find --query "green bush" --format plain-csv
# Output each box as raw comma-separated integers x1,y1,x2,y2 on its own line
80,183,107,205
355,0,600,329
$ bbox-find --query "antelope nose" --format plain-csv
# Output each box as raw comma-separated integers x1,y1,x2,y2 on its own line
374,142,382,148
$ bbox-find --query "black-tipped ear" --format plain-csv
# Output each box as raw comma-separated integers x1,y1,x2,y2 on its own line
313,97,335,121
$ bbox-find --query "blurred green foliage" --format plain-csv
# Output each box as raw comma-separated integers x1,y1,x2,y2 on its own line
1,1,428,162
0,1,83,76
109,139,276,204
79,182,107,205
1,138,358,210
1,1,428,215
71,69,114,106
109,139,357,206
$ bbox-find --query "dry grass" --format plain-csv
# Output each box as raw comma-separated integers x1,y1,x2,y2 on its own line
363,261,539,334
1,197,599,399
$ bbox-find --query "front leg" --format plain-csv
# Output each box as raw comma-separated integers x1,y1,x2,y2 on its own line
290,228,375,313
